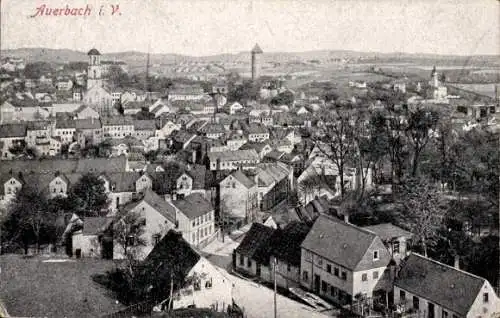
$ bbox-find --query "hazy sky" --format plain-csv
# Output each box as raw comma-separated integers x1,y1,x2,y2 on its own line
1,0,499,56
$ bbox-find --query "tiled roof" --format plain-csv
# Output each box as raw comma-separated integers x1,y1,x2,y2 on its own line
240,141,270,153
81,217,113,235
0,123,27,138
144,230,201,283
102,116,134,126
234,223,275,260
208,149,259,162
301,214,389,271
141,190,176,223
268,222,311,266
185,165,207,190
246,123,268,135
254,162,291,187
75,118,101,129
55,119,76,129
362,223,414,241
395,253,487,316
229,170,255,189
133,120,156,131
172,193,213,220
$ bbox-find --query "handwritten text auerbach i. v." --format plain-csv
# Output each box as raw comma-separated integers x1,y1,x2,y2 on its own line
31,4,121,17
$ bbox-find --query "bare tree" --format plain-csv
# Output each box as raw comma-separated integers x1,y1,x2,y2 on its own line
316,108,359,199
113,211,148,272
398,177,447,257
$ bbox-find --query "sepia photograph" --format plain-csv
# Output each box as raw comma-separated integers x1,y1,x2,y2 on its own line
0,0,499,317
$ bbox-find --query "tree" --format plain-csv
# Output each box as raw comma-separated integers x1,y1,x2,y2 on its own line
316,108,359,199
113,211,147,259
405,107,440,177
270,90,294,106
68,173,109,216
396,177,447,257
24,62,54,79
1,185,56,253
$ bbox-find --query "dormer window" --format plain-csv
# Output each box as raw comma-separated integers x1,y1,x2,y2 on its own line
373,250,379,261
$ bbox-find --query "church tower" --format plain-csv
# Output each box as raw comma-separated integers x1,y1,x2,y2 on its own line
87,48,103,89
251,43,263,81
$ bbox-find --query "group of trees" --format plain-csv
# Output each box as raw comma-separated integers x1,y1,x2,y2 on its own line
305,97,498,285
1,173,109,254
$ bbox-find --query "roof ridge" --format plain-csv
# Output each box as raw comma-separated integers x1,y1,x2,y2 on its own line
319,213,377,237
410,252,487,282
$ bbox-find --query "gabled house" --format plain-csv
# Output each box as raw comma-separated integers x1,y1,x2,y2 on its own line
300,214,391,306
115,189,177,259
233,223,275,277
72,216,114,258
170,193,216,248
219,169,259,222
144,230,233,312
394,253,500,318
207,149,260,171
240,142,273,159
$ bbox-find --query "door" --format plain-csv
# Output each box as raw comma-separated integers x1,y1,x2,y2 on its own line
428,302,435,318
314,274,320,293
256,263,261,277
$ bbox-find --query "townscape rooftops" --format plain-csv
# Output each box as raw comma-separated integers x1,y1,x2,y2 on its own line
395,253,487,316
254,162,291,187
75,118,101,129
141,189,176,223
301,214,387,271
172,193,213,220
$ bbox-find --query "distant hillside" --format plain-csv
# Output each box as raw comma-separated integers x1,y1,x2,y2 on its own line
2,47,499,68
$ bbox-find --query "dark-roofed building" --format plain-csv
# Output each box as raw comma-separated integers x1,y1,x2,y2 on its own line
394,253,500,318
144,230,234,312
0,123,27,160
300,214,391,305
171,193,215,248
233,222,275,277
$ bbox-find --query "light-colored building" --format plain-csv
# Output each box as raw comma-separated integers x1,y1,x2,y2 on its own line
208,149,260,171
219,170,258,221
300,214,391,306
394,253,500,318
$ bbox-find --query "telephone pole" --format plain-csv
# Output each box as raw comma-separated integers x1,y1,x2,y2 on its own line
273,257,277,318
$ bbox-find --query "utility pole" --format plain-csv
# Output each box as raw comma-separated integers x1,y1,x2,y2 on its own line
273,257,277,318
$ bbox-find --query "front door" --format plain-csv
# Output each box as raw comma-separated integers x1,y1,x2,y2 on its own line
314,274,320,293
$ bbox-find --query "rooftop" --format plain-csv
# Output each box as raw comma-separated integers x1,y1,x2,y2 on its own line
172,193,214,219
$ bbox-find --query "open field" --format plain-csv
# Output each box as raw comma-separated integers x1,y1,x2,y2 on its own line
0,255,124,318
449,83,499,98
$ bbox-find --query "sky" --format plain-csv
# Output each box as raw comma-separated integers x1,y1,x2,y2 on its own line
1,0,499,56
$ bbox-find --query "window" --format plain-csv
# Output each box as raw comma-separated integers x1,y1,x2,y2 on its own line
373,250,379,261
239,254,244,266
304,250,312,262
373,271,379,279
317,257,323,266
334,267,339,277
362,273,368,281
287,263,291,272
247,258,252,268
327,264,332,273
483,292,489,303
321,281,327,293
126,235,135,246
330,286,336,297
393,241,400,254
442,310,448,318
400,290,406,301
153,234,161,245
192,221,195,227
413,296,419,310
341,271,347,280
302,271,309,282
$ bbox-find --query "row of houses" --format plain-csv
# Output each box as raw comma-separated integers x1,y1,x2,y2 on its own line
233,215,500,317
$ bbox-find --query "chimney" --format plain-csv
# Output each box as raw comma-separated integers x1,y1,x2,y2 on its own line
454,255,460,269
